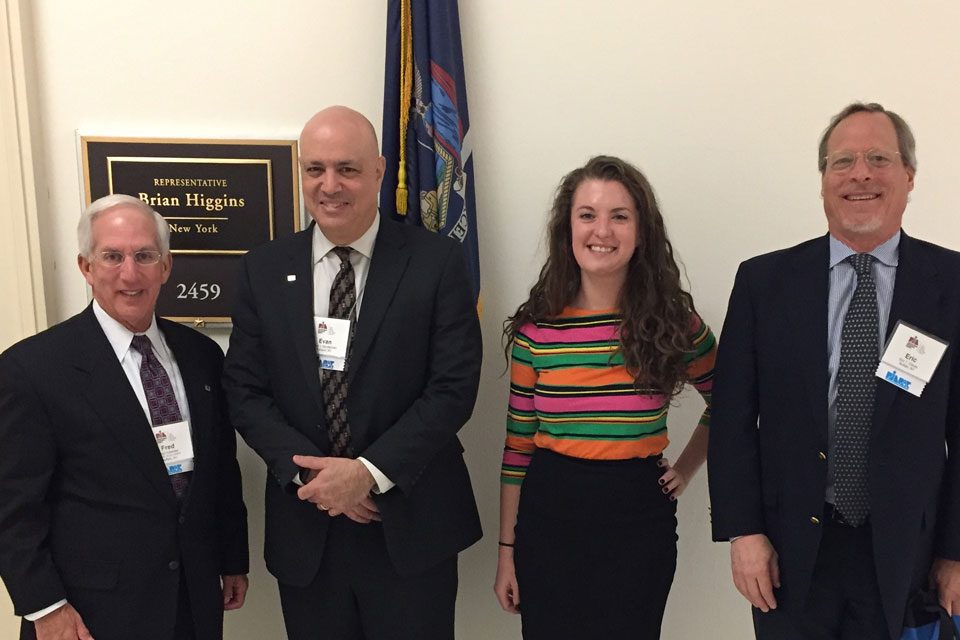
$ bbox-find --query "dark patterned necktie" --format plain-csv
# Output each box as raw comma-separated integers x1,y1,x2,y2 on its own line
323,246,356,457
834,253,878,526
131,335,190,499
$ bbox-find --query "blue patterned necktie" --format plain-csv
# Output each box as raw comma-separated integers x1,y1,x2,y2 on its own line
834,253,878,526
131,334,190,499
323,247,356,457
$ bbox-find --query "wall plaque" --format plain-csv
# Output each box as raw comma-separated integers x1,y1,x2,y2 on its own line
81,136,301,325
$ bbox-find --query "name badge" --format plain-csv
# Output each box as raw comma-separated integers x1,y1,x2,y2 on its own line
315,316,351,371
152,420,194,475
874,321,948,397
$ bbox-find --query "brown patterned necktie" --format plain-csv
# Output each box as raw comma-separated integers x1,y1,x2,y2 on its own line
323,246,356,457
130,334,190,499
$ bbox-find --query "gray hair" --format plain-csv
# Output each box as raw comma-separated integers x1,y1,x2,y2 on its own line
77,194,170,259
818,102,917,174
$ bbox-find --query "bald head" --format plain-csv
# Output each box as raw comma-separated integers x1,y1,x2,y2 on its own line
298,106,386,245
300,106,380,160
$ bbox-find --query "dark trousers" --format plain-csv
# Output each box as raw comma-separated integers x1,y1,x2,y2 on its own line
514,449,678,640
753,519,889,640
278,517,457,640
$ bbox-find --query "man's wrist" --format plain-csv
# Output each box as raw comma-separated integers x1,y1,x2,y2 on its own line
357,456,394,494
24,599,68,621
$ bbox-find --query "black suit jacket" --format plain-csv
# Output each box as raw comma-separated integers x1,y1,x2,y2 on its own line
223,218,482,585
0,307,249,640
708,231,960,639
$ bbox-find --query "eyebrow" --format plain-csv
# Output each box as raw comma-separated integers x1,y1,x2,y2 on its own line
98,245,158,252
575,205,633,212
303,160,359,167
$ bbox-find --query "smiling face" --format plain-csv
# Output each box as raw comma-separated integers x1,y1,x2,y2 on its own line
299,106,386,245
821,111,914,251
78,205,171,333
570,179,639,285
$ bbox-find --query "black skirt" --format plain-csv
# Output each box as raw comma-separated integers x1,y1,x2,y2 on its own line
514,448,678,640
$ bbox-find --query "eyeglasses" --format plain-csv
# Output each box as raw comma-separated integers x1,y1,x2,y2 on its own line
94,250,163,267
824,148,901,173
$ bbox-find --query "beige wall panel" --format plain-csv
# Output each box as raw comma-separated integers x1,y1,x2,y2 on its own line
0,0,45,636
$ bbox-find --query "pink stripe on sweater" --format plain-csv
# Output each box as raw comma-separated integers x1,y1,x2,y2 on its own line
535,393,665,413
524,324,619,344
502,451,531,467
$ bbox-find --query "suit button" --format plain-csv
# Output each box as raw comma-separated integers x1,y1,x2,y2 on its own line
178,515,186,524
818,451,826,460
810,516,820,524
168,560,180,571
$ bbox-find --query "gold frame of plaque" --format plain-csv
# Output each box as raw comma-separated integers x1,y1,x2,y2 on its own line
81,136,301,326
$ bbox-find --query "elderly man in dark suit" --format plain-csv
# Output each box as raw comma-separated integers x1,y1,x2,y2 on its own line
709,102,960,639
222,105,482,640
0,194,249,640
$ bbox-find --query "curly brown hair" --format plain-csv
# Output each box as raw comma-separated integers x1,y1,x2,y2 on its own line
503,155,696,397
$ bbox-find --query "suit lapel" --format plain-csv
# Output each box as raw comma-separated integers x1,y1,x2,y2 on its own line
74,307,178,506
872,231,940,432
349,220,409,383
282,227,324,409
783,236,831,442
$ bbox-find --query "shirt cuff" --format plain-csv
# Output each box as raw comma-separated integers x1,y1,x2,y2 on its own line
357,457,395,494
24,599,68,621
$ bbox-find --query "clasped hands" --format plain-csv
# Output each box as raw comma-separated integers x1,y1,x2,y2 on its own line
293,455,381,524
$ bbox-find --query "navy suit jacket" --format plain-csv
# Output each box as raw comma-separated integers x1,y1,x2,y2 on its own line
709,231,960,639
0,306,248,640
223,218,482,585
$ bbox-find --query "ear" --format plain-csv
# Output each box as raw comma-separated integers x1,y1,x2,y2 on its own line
78,254,95,287
906,167,915,193
375,155,386,185
159,253,173,285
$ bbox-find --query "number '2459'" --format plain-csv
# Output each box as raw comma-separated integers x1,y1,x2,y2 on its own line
176,283,221,300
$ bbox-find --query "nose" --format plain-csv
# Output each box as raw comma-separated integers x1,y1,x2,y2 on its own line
320,168,342,193
595,216,612,237
848,154,872,181
118,254,140,280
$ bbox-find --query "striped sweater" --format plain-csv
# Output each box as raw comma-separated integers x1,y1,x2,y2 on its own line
501,308,717,484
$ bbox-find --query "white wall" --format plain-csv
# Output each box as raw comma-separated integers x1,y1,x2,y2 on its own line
13,1,960,638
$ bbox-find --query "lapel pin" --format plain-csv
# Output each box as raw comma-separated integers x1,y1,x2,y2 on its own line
287,274,297,282
204,384,211,392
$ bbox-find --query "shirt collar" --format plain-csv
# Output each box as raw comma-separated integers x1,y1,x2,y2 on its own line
92,299,163,362
311,212,380,265
829,230,900,269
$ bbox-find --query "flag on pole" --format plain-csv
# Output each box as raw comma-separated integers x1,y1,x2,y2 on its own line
382,0,481,307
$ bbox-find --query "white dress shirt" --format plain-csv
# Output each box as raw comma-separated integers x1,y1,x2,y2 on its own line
26,301,191,621
306,215,395,494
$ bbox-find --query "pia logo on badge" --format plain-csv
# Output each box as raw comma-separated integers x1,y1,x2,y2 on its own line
906,336,926,354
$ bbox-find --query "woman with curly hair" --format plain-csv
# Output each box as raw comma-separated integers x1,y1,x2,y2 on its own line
493,156,717,639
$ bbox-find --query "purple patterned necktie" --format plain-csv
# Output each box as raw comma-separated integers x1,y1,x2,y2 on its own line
131,334,190,499
323,246,356,457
